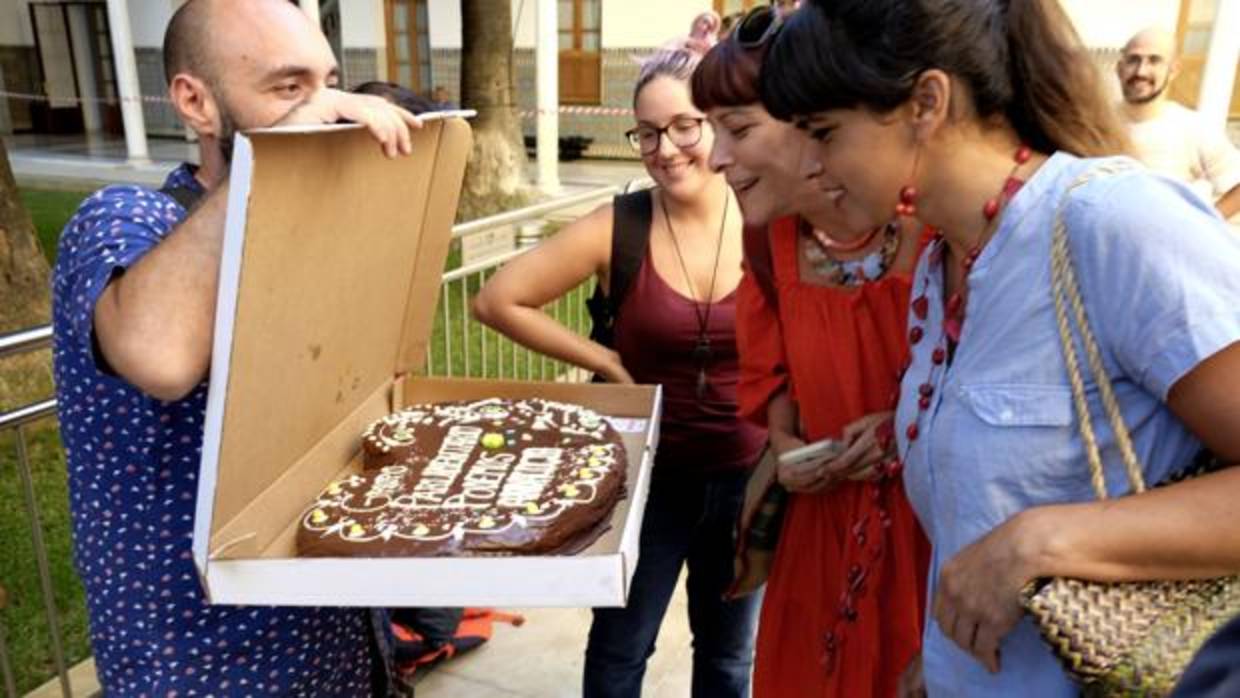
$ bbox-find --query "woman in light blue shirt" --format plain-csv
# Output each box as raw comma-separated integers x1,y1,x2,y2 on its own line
757,0,1240,696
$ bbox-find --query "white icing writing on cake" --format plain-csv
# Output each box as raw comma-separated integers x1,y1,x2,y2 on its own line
364,465,409,505
413,425,482,505
497,447,564,507
446,452,515,508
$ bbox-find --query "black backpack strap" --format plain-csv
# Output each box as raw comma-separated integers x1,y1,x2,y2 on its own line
607,188,654,317
159,184,204,212
587,189,653,349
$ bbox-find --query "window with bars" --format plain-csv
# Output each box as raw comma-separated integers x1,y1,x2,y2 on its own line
385,0,431,93
559,0,601,105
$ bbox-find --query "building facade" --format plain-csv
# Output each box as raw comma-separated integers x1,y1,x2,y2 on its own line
0,0,1234,159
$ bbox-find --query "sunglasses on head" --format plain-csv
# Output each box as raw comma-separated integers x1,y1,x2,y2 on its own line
732,5,782,48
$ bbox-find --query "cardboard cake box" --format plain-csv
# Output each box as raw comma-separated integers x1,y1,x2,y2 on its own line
192,117,661,607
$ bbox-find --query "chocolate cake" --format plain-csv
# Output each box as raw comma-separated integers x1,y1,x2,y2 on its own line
297,397,628,557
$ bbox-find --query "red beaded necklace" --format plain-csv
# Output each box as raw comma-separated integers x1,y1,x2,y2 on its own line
903,144,1032,444
815,147,1032,674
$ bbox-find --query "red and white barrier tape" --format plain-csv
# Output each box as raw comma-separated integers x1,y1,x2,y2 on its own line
0,89,634,117
518,105,634,117
0,89,172,105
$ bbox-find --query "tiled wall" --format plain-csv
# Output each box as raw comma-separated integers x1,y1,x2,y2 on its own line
135,47,182,137
343,48,380,88
434,47,645,160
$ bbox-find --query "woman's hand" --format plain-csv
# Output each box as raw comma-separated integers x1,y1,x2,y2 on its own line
897,653,926,698
770,429,830,493
276,89,422,158
594,348,635,384
933,510,1044,674
821,411,895,482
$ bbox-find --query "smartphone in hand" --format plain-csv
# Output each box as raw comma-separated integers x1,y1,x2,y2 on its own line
777,438,846,475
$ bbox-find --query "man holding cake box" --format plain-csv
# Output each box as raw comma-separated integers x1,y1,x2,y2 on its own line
49,0,421,694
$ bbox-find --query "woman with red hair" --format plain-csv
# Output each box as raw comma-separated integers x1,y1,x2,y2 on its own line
693,7,931,696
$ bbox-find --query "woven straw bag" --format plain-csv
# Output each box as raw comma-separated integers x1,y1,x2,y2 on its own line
1020,163,1240,697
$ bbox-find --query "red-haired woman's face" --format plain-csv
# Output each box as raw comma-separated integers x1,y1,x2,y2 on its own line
632,76,721,203
706,104,838,228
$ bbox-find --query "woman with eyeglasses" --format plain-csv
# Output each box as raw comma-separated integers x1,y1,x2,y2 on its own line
761,1,1240,696
692,6,931,697
472,36,763,698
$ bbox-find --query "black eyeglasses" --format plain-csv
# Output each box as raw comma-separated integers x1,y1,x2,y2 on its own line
625,117,705,155
732,5,782,48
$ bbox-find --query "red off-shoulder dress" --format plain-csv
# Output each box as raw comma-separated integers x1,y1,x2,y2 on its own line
738,216,932,698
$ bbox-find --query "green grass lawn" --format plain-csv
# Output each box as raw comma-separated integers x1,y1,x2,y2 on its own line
4,188,594,692
18,189,91,267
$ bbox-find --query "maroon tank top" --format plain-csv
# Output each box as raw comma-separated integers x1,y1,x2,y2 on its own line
613,251,766,472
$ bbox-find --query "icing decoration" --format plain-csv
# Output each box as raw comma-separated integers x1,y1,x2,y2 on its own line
298,397,629,557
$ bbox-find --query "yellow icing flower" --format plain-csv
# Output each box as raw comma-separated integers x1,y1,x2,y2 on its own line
347,523,365,538
524,502,542,514
310,509,328,524
479,516,496,529
413,524,430,536
588,457,602,467
481,433,506,449
326,482,343,495
578,468,595,479
559,484,580,498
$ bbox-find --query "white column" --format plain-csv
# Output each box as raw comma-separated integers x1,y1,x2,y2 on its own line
105,0,149,163
300,0,321,30
1197,0,1240,130
535,0,561,194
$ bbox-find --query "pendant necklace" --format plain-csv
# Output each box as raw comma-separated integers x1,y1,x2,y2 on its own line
661,188,729,400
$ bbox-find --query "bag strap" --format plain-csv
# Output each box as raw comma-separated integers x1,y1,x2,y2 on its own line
1050,162,1147,499
607,188,654,317
159,183,204,212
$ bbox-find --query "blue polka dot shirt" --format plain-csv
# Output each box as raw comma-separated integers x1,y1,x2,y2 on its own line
51,165,374,696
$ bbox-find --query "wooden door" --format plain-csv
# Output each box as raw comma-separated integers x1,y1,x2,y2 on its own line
1174,0,1240,116
558,0,601,105
385,0,431,92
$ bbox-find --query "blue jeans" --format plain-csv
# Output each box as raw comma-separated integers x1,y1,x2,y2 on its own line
1172,613,1240,697
583,469,760,698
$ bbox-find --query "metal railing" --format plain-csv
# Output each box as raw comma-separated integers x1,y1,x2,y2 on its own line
0,180,636,697
0,326,64,698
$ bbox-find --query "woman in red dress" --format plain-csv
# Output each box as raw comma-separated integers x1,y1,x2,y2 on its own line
693,8,931,696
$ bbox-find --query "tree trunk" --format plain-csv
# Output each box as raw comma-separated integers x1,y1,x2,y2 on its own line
458,0,533,220
0,136,54,410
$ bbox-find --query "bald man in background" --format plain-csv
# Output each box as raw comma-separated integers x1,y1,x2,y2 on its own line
50,0,419,694
1117,27,1240,220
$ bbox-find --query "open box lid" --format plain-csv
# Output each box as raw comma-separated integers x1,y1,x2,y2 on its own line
193,116,473,578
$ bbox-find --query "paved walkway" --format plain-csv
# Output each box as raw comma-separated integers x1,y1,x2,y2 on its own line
417,573,696,698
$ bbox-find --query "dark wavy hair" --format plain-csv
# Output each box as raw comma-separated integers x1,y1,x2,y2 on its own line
759,0,1130,157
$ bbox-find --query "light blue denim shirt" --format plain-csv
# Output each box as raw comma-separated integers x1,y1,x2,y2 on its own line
896,152,1240,697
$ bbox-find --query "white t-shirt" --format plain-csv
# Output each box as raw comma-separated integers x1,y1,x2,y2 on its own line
1126,101,1240,204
